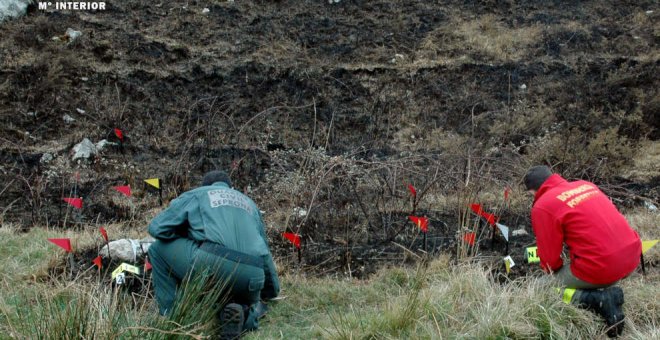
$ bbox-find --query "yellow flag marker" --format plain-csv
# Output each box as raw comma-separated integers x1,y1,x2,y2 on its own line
503,256,515,274
526,246,540,263
144,178,160,189
642,240,658,254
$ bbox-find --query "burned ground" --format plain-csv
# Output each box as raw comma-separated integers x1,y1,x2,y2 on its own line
0,1,658,279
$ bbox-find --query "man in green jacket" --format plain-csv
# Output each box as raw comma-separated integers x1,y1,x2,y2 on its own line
148,170,280,339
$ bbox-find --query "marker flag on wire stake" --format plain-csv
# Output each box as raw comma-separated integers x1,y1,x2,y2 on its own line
282,232,301,249
408,216,428,233
407,184,417,198
504,256,515,273
113,185,131,197
144,178,160,189
99,227,109,242
463,232,476,246
496,223,510,242
114,128,124,142
642,240,658,254
469,203,499,226
92,256,102,269
63,197,83,210
48,238,72,252
144,257,152,272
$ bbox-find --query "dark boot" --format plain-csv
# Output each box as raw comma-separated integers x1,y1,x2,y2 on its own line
575,287,625,338
219,303,244,340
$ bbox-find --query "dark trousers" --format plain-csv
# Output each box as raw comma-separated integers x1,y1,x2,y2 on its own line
148,238,265,330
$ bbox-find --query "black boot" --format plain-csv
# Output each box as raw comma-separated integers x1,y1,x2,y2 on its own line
219,303,244,340
575,287,625,338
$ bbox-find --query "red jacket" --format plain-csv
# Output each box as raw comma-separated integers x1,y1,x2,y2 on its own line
531,174,641,284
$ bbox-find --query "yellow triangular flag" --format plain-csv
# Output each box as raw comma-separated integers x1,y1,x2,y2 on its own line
144,178,160,189
504,256,515,274
642,240,658,254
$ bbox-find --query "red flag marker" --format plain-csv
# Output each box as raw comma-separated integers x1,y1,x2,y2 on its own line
407,184,417,198
92,255,103,269
504,187,511,202
63,197,83,210
408,215,428,233
114,128,124,142
112,185,131,197
282,232,301,249
144,257,152,271
48,238,72,252
99,227,109,242
470,203,498,226
463,232,476,246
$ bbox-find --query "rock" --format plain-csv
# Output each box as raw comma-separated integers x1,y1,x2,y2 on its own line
76,108,85,114
293,207,307,217
53,28,82,43
65,28,82,42
512,229,528,237
71,138,97,160
519,84,527,90
63,114,76,124
95,139,111,152
40,153,54,164
202,7,210,14
0,0,29,23
99,238,155,262
644,201,658,212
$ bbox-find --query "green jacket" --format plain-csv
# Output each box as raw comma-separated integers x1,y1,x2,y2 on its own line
148,181,280,299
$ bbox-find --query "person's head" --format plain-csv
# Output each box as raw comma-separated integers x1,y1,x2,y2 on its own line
201,170,232,187
523,165,553,193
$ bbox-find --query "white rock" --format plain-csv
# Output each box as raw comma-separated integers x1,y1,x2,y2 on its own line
65,28,82,42
71,138,97,160
202,7,210,13
644,201,658,212
646,10,654,15
0,0,29,23
63,114,76,123
27,111,36,117
519,84,527,90
95,139,110,152
512,229,528,237
40,153,54,164
293,207,307,217
76,108,85,114
81,77,89,81
99,238,155,262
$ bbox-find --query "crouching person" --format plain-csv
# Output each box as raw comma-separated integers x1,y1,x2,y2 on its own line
524,166,641,338
148,170,280,339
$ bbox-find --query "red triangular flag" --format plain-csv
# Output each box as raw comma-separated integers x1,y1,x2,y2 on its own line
469,203,498,226
463,232,476,246
63,197,83,209
282,232,301,249
92,255,102,269
48,238,72,252
144,257,152,271
407,184,417,198
112,185,131,197
408,216,428,233
114,128,124,142
99,227,109,242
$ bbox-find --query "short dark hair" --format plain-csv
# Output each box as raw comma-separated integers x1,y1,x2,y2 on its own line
524,165,553,191
202,170,232,187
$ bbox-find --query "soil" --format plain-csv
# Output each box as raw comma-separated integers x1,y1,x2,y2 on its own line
1,1,658,281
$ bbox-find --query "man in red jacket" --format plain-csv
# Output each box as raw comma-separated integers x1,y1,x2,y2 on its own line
524,166,642,337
